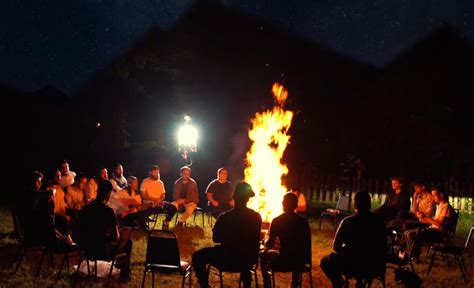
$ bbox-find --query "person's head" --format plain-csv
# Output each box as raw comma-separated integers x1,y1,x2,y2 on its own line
96,180,113,203
431,188,446,204
233,182,255,207
413,180,426,194
53,169,61,185
60,160,70,176
283,192,298,213
180,166,191,181
32,170,44,191
354,191,371,213
391,176,402,190
75,174,88,190
149,165,160,180
114,163,123,177
127,176,139,191
217,167,228,182
97,167,108,181
290,187,301,196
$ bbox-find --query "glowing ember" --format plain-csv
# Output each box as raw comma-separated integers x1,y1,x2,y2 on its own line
244,83,294,222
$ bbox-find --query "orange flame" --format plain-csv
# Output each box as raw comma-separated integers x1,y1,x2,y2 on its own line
244,83,293,222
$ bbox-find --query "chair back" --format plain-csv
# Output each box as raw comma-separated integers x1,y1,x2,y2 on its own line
145,230,181,269
463,227,474,252
335,194,351,212
442,207,459,239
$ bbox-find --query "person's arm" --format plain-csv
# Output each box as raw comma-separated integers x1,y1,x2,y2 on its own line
421,204,448,228
206,182,219,206
265,220,277,249
189,180,199,204
333,218,348,254
212,215,225,243
173,180,180,201
303,220,312,263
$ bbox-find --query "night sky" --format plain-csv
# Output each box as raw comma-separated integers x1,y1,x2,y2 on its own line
1,0,473,94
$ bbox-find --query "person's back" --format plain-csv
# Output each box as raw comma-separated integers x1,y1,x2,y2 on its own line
268,212,310,266
321,191,386,287
334,211,386,274
213,206,262,266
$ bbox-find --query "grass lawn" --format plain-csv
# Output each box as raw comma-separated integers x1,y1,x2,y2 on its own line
0,206,472,287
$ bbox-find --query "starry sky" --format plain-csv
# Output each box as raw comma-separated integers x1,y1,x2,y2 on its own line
1,0,473,95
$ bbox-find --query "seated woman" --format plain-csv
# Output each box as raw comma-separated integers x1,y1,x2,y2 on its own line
109,176,148,229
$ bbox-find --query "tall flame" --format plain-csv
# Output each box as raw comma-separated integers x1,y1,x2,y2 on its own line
244,83,293,222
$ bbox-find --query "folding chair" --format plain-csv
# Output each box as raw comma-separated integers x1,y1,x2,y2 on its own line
427,226,473,282
319,193,351,230
270,263,313,288
209,262,259,288
174,206,205,227
142,230,192,288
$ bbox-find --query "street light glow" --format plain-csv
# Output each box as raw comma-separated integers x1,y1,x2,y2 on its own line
178,124,198,152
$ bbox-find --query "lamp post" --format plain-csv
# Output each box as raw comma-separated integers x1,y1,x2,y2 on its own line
177,115,198,166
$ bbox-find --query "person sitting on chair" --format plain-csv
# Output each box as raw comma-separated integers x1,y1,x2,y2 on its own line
260,192,311,288
373,176,410,223
172,166,199,227
206,167,234,219
140,165,177,230
192,182,262,288
78,180,133,281
403,187,453,261
321,191,387,288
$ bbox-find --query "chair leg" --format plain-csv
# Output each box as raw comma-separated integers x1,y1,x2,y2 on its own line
35,249,47,278
152,271,155,288
272,270,276,288
202,211,205,227
309,270,314,288
56,252,68,280
181,270,186,288
106,259,116,288
219,271,224,288
318,216,323,230
427,250,437,275
13,245,25,274
74,252,83,285
189,266,193,288
142,269,147,288
456,255,467,282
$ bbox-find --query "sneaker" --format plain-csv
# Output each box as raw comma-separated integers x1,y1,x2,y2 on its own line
162,220,170,230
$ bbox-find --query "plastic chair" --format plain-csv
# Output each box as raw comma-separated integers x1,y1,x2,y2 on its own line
319,193,351,230
141,230,192,288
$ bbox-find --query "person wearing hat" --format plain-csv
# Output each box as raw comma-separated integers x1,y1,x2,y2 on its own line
260,192,311,288
192,181,262,288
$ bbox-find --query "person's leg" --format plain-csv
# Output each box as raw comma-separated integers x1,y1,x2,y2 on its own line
260,250,279,288
320,253,345,288
179,202,197,223
114,227,133,278
192,247,221,288
290,271,300,288
163,202,178,222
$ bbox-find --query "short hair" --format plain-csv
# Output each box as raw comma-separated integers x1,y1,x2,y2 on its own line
180,166,191,174
127,176,138,183
151,165,159,171
354,191,371,212
31,170,44,182
97,180,113,201
413,180,425,187
217,167,227,175
60,159,69,167
391,176,402,183
283,192,298,212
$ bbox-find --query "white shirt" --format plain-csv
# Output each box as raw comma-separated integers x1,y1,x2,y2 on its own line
59,171,76,189
140,177,166,203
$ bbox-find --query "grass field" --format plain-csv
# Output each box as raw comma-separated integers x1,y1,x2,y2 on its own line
0,206,472,287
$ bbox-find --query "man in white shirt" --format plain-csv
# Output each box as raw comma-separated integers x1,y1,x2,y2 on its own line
140,165,177,229
59,160,76,189
110,163,128,192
